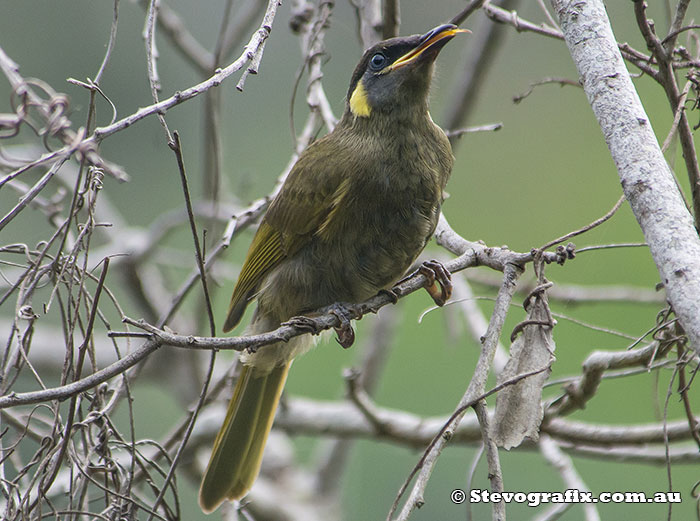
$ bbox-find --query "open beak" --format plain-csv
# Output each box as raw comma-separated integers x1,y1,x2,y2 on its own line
388,24,469,71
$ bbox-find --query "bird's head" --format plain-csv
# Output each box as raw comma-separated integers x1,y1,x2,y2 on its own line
346,24,467,119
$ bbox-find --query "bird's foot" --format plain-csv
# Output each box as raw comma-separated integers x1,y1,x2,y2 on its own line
282,315,323,335
328,303,355,349
377,288,400,304
418,259,452,306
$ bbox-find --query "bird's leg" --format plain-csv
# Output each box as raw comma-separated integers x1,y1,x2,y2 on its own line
328,303,355,349
282,315,324,335
417,259,452,306
282,303,357,348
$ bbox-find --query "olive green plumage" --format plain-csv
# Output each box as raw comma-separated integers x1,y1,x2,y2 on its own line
199,24,462,513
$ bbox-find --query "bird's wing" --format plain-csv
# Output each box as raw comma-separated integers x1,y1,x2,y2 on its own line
222,136,350,332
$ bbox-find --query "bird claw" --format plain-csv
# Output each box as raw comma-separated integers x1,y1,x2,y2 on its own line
418,259,452,306
282,315,323,335
377,288,400,304
283,304,356,348
328,304,355,349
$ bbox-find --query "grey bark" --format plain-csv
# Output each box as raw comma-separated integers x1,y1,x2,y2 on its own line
550,0,700,355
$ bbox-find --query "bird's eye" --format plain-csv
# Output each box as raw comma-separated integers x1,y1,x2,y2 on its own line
369,52,387,71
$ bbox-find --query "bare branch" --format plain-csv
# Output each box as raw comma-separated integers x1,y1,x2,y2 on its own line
445,122,503,139
94,0,120,85
512,76,581,104
539,193,625,251
449,0,488,27
381,0,400,39
545,340,670,417
663,0,692,53
90,0,280,143
633,0,700,228
0,237,485,409
137,0,214,72
474,400,505,521
445,0,518,139
144,0,172,140
551,0,700,356
390,263,523,521
272,397,700,454
351,0,383,48
537,435,600,521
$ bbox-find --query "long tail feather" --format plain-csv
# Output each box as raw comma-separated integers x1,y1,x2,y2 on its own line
198,361,290,513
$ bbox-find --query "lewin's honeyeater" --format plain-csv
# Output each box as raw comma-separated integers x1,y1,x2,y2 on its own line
199,23,465,512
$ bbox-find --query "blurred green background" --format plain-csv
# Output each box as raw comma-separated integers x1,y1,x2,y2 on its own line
1,0,697,520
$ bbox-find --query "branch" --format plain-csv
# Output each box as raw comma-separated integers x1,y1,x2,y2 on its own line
381,0,400,39
551,0,700,356
89,0,280,143
474,400,505,521
313,308,399,496
390,262,523,521
137,0,214,73
0,337,160,409
466,270,664,304
539,193,625,251
537,435,600,521
144,0,172,140
444,0,517,140
482,2,564,40
546,340,666,417
451,275,509,374
0,212,568,412
544,414,699,445
482,2,659,78
0,232,470,409
633,0,700,228
352,0,383,48
271,397,700,455
663,0,691,54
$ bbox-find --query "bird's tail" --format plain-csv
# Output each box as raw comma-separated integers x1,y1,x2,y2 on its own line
198,360,291,513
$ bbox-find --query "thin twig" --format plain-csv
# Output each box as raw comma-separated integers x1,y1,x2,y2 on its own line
633,0,700,230
236,0,279,91
147,351,217,521
137,0,214,72
88,0,280,143
449,0,487,27
662,0,692,53
39,258,110,496
512,76,581,104
676,343,700,449
445,0,518,139
473,400,505,521
94,0,120,85
537,435,600,521
169,131,216,335
144,0,172,140
539,194,625,251
445,123,503,138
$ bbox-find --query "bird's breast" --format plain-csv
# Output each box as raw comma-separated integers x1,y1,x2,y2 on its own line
258,115,453,317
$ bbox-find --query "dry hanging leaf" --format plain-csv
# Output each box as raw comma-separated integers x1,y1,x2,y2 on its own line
492,290,556,449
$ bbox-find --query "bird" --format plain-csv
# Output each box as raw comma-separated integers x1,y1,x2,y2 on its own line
199,23,465,513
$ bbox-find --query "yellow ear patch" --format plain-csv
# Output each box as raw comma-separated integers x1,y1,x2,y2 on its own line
349,81,371,118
